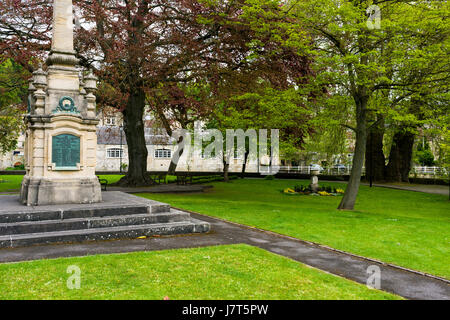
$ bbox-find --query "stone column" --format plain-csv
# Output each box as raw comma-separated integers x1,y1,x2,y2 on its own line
51,0,74,53
47,0,79,68
20,0,102,206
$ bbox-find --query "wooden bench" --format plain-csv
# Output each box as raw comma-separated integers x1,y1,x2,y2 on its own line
176,173,193,185
149,173,167,185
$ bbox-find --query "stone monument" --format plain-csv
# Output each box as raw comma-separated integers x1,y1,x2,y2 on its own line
309,169,320,193
20,0,102,206
0,0,210,248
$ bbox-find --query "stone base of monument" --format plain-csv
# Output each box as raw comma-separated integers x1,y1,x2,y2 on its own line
20,176,102,206
0,192,210,248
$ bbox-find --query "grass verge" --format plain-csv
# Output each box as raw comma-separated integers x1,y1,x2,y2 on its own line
0,244,400,300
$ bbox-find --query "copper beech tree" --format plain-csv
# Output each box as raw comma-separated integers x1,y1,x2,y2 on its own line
1,0,313,186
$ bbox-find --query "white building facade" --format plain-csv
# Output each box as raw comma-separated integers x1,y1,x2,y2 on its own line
96,125,261,173
1,112,273,174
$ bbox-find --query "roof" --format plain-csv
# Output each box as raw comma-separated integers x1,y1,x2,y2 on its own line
97,126,173,146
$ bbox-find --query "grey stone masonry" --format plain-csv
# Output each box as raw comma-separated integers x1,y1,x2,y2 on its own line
0,192,210,248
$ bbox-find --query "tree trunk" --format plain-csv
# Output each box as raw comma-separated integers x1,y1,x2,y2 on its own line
241,150,249,179
118,88,151,186
338,97,368,210
385,96,421,183
385,130,415,182
365,117,385,182
223,156,230,182
168,135,184,175
154,110,188,176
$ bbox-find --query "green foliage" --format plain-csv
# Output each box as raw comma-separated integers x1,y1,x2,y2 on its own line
290,184,341,194
0,59,28,154
211,85,313,161
416,150,435,167
5,164,25,171
435,113,450,171
416,141,435,166
0,59,28,108
254,0,450,207
0,109,24,154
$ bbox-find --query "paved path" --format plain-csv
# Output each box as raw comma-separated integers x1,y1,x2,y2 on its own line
0,209,448,300
366,183,448,196
318,180,449,196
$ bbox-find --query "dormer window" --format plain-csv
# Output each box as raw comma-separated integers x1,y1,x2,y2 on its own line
105,116,116,126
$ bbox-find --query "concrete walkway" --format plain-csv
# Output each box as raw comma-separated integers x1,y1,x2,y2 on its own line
318,179,449,196
0,208,448,300
365,183,448,196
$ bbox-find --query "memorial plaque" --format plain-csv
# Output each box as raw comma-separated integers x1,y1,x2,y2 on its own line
52,134,80,168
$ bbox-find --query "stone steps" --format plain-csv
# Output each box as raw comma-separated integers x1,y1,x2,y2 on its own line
0,210,191,235
0,218,210,248
0,204,170,224
0,192,210,248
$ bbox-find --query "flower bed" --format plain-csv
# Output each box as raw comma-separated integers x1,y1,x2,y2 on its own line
282,184,345,196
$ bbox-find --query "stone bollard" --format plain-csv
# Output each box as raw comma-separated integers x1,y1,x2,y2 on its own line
310,169,320,193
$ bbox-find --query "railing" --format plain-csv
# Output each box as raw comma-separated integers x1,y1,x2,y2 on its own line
278,166,448,177
278,166,356,175
411,166,448,177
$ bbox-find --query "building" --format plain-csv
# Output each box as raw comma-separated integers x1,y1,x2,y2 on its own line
0,110,273,173
0,134,25,169
95,125,261,173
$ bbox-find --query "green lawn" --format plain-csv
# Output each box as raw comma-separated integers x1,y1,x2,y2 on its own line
0,174,221,192
140,179,450,279
0,175,136,192
0,175,24,192
2,175,448,282
0,244,399,300
0,175,125,193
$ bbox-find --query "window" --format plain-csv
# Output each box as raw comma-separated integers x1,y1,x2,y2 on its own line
105,116,116,126
107,148,123,159
154,149,171,159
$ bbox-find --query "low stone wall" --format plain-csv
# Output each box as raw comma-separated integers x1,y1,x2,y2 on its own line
0,171,26,175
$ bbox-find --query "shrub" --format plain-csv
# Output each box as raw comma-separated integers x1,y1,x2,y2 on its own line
14,163,25,170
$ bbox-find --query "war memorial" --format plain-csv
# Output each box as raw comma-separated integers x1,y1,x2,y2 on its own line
0,0,210,248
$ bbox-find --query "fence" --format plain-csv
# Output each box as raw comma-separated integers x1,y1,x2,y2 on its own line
1,166,447,178
411,166,448,177
278,166,448,177
278,166,358,176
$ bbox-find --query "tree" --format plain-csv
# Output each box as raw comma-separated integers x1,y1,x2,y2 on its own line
210,86,313,180
279,0,449,209
145,0,314,177
415,141,435,167
148,82,210,175
1,0,315,185
0,58,27,154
